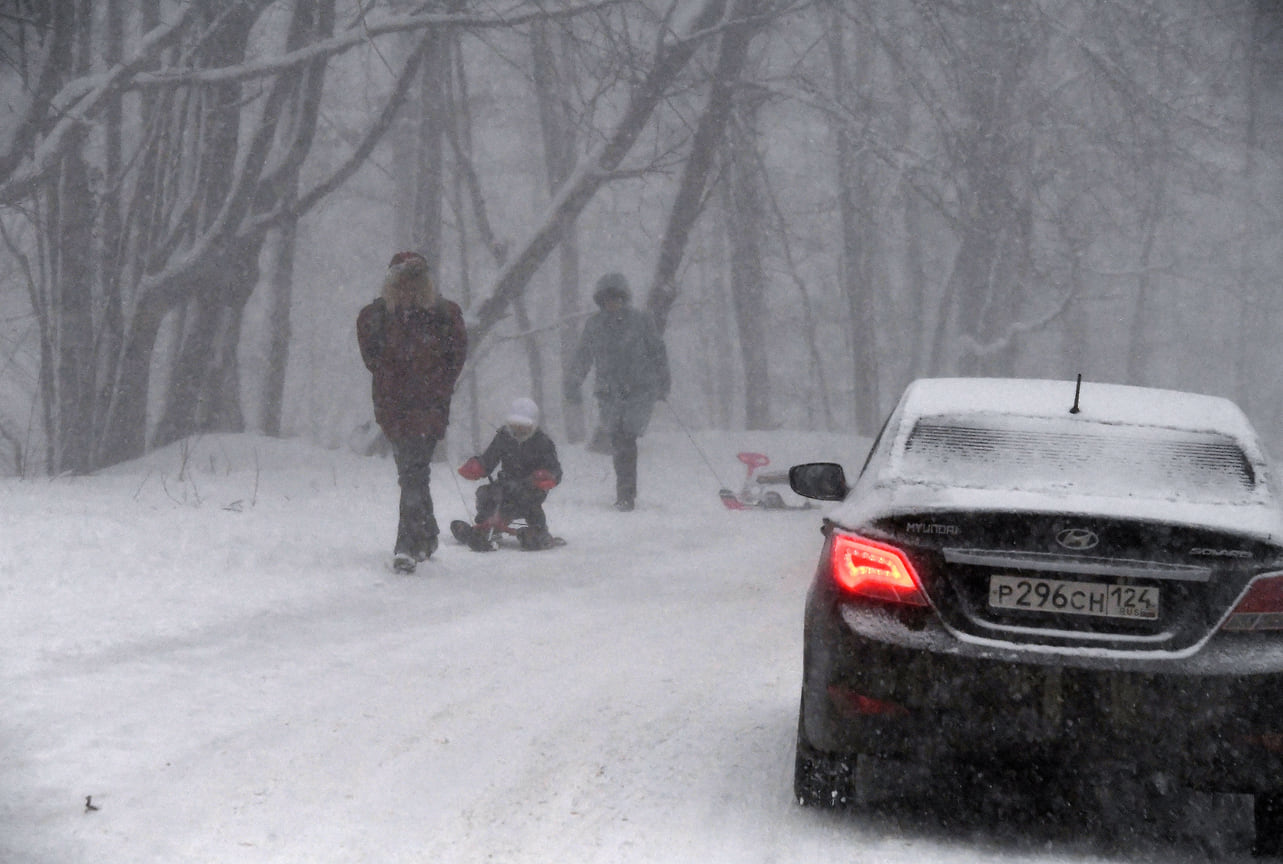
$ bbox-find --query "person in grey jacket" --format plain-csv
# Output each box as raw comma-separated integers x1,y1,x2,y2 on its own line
564,272,670,511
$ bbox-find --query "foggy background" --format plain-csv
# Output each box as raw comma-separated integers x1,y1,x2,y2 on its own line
2,0,1281,476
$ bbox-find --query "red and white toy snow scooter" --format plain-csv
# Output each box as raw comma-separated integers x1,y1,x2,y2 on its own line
719,452,809,510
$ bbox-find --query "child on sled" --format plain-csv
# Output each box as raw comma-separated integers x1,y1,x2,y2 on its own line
453,397,563,551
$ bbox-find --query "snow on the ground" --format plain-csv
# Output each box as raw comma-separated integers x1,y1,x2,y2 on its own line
0,413,1255,863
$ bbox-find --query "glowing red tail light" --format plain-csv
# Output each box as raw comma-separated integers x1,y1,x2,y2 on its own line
827,685,910,718
1223,573,1283,631
829,533,927,606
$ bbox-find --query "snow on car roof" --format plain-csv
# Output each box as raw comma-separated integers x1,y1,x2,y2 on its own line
898,377,1260,438
830,377,1283,540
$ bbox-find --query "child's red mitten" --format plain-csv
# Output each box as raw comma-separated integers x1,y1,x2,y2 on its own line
458,457,486,480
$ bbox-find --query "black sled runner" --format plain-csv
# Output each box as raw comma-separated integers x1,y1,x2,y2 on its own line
450,517,565,552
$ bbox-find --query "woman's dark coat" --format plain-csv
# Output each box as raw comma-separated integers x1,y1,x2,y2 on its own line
357,297,467,441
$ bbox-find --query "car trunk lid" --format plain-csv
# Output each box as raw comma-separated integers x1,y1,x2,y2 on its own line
870,511,1272,653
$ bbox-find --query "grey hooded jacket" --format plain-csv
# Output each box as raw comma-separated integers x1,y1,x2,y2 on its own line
565,305,670,436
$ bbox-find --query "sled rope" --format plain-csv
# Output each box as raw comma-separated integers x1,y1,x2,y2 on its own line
447,456,476,521
663,401,729,489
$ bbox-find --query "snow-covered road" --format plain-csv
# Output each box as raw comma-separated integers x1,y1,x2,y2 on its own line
0,429,1256,862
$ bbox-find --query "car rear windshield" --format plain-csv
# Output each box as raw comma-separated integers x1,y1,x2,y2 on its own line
899,414,1257,502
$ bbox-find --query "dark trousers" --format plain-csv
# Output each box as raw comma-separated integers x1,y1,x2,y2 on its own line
391,435,439,556
475,480,549,531
611,428,638,504
597,393,652,505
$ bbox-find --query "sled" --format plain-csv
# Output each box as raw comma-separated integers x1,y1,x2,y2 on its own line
719,452,812,511
450,516,565,552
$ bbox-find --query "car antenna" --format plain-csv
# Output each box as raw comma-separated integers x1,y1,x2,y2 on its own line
1069,373,1082,414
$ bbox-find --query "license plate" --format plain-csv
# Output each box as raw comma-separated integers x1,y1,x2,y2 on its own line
988,574,1159,620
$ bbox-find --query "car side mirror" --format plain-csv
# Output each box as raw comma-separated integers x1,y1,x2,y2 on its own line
789,462,848,501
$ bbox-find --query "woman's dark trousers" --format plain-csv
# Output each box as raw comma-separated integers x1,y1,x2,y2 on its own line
392,435,439,559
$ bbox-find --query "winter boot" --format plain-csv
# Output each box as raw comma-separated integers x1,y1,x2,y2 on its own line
517,526,555,551
413,535,438,562
393,552,417,574
451,519,495,552
468,527,497,552
450,519,473,545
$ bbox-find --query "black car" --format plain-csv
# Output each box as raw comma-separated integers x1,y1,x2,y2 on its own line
789,377,1283,855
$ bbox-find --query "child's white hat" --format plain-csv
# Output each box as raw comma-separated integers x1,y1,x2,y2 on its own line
505,397,539,429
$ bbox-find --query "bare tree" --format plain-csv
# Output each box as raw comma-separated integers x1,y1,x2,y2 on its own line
4,0,1281,475
532,18,586,442
822,2,880,433
1,2,636,472
470,0,734,343
722,108,772,429
646,0,767,332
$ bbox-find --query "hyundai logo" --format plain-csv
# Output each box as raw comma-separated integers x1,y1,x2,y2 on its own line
1056,528,1099,551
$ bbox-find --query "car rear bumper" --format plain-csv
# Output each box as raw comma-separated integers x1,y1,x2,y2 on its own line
838,602,1283,673
803,599,1283,792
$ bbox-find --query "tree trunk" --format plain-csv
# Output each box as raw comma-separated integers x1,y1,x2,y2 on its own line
1126,196,1163,386
95,0,126,448
903,184,931,381
49,149,97,474
260,220,297,438
413,28,451,273
532,19,584,441
46,0,98,474
825,9,880,433
723,114,771,430
96,298,167,467
152,241,260,448
648,0,761,333
145,1,261,449
256,0,333,438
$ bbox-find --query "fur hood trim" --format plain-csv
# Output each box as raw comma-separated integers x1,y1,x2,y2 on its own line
383,252,438,309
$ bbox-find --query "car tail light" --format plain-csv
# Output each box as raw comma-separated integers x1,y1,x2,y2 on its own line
1223,572,1283,631
827,684,910,718
829,533,928,606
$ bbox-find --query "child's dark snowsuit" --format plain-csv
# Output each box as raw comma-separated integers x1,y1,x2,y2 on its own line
472,426,561,531
458,410,562,549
